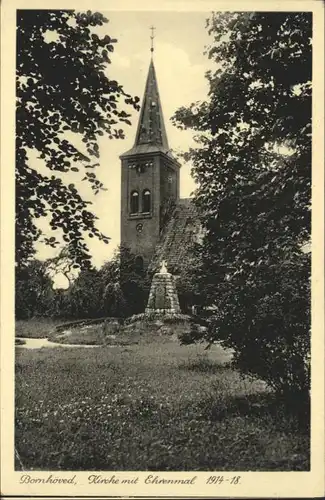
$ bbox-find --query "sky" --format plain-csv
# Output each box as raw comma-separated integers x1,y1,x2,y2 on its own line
31,10,214,281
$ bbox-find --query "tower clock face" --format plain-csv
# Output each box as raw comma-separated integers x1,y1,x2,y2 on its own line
136,223,143,233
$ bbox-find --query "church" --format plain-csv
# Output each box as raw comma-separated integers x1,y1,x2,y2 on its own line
119,52,202,277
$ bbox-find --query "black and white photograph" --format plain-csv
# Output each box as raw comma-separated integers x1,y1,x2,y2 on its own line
1,1,324,498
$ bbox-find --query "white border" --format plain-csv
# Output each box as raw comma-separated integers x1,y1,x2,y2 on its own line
1,1,324,497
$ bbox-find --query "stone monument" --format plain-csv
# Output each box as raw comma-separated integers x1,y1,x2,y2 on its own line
145,260,181,314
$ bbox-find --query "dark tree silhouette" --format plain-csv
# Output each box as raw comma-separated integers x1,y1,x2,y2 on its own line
15,260,54,319
173,12,311,404
16,10,140,269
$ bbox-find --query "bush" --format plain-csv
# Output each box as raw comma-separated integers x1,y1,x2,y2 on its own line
179,321,208,345
206,252,310,422
126,312,191,324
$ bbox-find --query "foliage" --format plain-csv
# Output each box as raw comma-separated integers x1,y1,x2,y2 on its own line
15,341,309,470
175,244,205,312
98,255,126,317
173,12,311,402
15,260,54,319
45,244,78,286
126,312,191,324
66,268,103,318
16,10,139,268
118,246,151,316
64,245,150,319
15,246,151,320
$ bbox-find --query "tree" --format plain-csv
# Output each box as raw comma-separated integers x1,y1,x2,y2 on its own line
67,268,103,318
99,259,127,317
117,246,151,316
15,259,55,319
175,244,204,313
14,246,151,320
45,244,78,288
16,10,139,268
173,12,311,407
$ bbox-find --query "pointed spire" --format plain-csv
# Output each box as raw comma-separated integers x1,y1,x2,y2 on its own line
133,59,169,149
120,28,178,160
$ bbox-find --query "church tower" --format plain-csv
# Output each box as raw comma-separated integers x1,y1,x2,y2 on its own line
120,41,180,270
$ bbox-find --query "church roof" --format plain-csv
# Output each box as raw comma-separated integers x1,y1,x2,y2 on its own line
149,198,204,275
120,59,171,159
120,143,172,158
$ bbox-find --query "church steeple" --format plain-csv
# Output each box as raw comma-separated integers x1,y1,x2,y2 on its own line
120,28,173,159
133,59,169,149
119,31,180,269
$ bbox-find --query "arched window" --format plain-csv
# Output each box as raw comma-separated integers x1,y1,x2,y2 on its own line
142,189,151,213
130,191,139,214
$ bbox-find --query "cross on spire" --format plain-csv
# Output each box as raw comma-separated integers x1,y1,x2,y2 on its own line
150,25,155,55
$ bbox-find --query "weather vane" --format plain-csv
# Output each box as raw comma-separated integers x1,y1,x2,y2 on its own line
150,25,155,55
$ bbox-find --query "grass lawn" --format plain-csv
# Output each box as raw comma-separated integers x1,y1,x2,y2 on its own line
16,317,63,338
18,317,148,346
47,325,108,345
47,321,132,346
15,323,309,471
